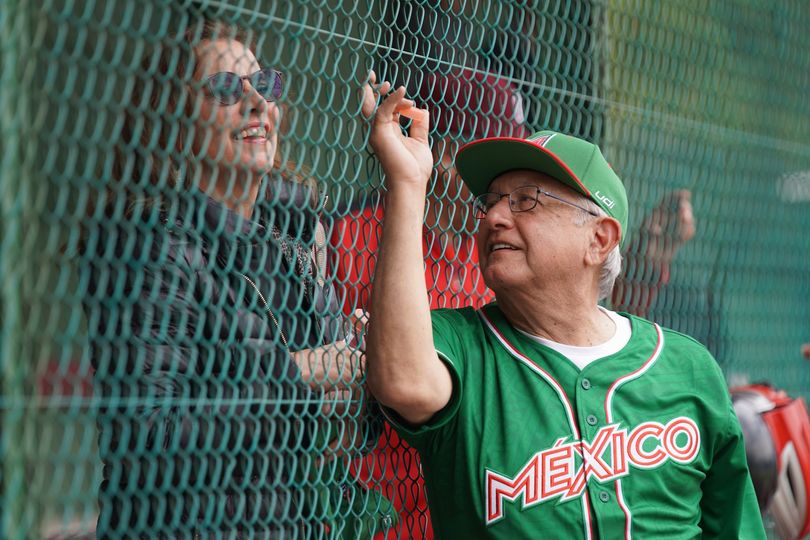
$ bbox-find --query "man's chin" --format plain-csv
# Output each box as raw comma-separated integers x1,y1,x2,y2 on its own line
482,267,522,293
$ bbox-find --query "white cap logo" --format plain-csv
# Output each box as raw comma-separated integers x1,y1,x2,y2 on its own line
595,190,615,209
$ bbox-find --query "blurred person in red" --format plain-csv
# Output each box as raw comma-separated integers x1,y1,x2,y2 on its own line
331,69,697,538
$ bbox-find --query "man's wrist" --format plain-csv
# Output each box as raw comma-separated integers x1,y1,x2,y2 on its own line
384,178,429,198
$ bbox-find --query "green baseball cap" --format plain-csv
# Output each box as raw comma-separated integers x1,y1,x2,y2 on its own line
455,130,629,245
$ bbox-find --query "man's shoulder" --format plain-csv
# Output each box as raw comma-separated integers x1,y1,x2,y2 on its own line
622,313,712,355
659,324,713,357
624,314,726,384
431,306,488,339
432,306,483,323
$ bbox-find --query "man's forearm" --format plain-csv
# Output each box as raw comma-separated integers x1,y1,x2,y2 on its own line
359,74,451,423
366,183,450,422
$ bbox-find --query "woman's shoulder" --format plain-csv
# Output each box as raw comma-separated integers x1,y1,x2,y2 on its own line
82,207,207,272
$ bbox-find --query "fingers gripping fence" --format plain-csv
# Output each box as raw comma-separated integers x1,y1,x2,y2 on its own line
1,0,809,538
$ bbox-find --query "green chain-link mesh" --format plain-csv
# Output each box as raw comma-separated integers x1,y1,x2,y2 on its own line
1,0,808,538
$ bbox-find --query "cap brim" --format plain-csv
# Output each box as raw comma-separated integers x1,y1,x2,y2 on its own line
455,137,590,198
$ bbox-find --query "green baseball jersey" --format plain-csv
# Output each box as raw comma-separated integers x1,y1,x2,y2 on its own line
387,304,765,539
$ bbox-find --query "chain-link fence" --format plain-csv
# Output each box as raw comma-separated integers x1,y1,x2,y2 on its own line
1,0,808,538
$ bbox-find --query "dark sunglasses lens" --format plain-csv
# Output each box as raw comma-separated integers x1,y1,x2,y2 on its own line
252,69,283,101
208,72,242,105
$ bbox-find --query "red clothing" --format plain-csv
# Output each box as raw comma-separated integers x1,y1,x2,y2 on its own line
330,204,493,539
331,205,493,314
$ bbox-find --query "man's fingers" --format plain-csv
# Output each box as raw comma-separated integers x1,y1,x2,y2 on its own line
405,106,430,142
676,191,696,242
376,86,411,123
362,75,422,138
679,199,695,225
360,83,376,119
346,309,370,351
361,70,399,119
361,71,386,119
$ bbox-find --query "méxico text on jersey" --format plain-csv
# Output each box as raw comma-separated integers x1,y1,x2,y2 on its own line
485,416,700,524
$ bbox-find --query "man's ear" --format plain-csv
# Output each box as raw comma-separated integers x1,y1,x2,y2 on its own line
586,216,621,265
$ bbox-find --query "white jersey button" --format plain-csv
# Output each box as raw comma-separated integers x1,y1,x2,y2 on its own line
586,414,598,426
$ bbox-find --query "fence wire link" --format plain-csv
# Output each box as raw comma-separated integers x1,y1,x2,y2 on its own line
1,0,809,538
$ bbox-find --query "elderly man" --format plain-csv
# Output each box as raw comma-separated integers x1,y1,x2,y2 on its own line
361,73,765,538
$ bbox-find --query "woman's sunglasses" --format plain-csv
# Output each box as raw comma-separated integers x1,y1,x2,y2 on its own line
205,68,283,106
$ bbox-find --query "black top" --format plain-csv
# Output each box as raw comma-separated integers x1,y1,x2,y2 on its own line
83,181,344,537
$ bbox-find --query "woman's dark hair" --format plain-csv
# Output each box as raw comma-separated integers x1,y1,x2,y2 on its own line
106,20,245,215
105,17,314,219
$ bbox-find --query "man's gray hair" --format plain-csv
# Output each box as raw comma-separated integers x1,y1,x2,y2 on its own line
574,198,623,301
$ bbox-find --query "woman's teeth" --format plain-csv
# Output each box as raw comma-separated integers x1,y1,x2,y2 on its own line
235,127,267,140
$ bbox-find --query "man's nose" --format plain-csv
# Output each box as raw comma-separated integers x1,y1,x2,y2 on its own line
483,195,514,227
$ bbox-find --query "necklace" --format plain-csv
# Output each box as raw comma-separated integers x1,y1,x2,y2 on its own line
239,272,289,350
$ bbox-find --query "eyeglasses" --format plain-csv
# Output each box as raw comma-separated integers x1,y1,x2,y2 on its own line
205,68,283,105
472,185,599,219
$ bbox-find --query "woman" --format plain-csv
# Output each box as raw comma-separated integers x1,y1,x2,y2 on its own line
83,14,389,538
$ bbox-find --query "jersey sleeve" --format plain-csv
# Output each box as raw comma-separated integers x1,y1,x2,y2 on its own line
698,398,767,539
384,308,472,449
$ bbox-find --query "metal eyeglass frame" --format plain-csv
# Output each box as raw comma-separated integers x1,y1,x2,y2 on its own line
472,185,600,219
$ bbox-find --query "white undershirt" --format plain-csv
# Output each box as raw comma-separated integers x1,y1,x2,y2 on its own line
516,308,632,370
